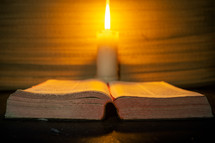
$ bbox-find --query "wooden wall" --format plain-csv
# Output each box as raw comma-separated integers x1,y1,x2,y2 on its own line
0,0,214,90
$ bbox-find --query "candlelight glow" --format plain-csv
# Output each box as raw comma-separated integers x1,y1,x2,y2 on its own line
105,0,110,29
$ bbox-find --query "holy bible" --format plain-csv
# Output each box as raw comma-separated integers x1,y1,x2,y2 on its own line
5,79,213,120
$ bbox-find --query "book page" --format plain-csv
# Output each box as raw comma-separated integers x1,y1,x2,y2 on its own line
24,79,111,97
109,81,203,99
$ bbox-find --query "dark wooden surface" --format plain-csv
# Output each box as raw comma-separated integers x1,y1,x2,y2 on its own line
0,86,215,143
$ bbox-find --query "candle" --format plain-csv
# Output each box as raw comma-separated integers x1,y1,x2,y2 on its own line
96,0,119,82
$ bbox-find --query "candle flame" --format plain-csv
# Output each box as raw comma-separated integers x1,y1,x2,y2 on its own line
105,0,110,29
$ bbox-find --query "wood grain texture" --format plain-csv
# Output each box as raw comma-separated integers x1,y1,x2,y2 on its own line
0,0,214,90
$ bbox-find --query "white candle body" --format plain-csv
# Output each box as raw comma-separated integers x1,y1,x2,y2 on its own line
96,30,119,82
97,46,118,82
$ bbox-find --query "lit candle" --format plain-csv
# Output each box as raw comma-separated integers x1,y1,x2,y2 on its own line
96,0,119,82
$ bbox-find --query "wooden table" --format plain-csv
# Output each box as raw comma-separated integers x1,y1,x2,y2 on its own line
1,86,215,143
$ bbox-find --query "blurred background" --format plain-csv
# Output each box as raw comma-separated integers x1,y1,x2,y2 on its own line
0,0,214,90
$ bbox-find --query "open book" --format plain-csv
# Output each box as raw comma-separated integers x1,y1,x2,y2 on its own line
5,79,213,120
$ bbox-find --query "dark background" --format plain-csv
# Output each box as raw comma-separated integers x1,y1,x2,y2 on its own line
0,0,214,90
